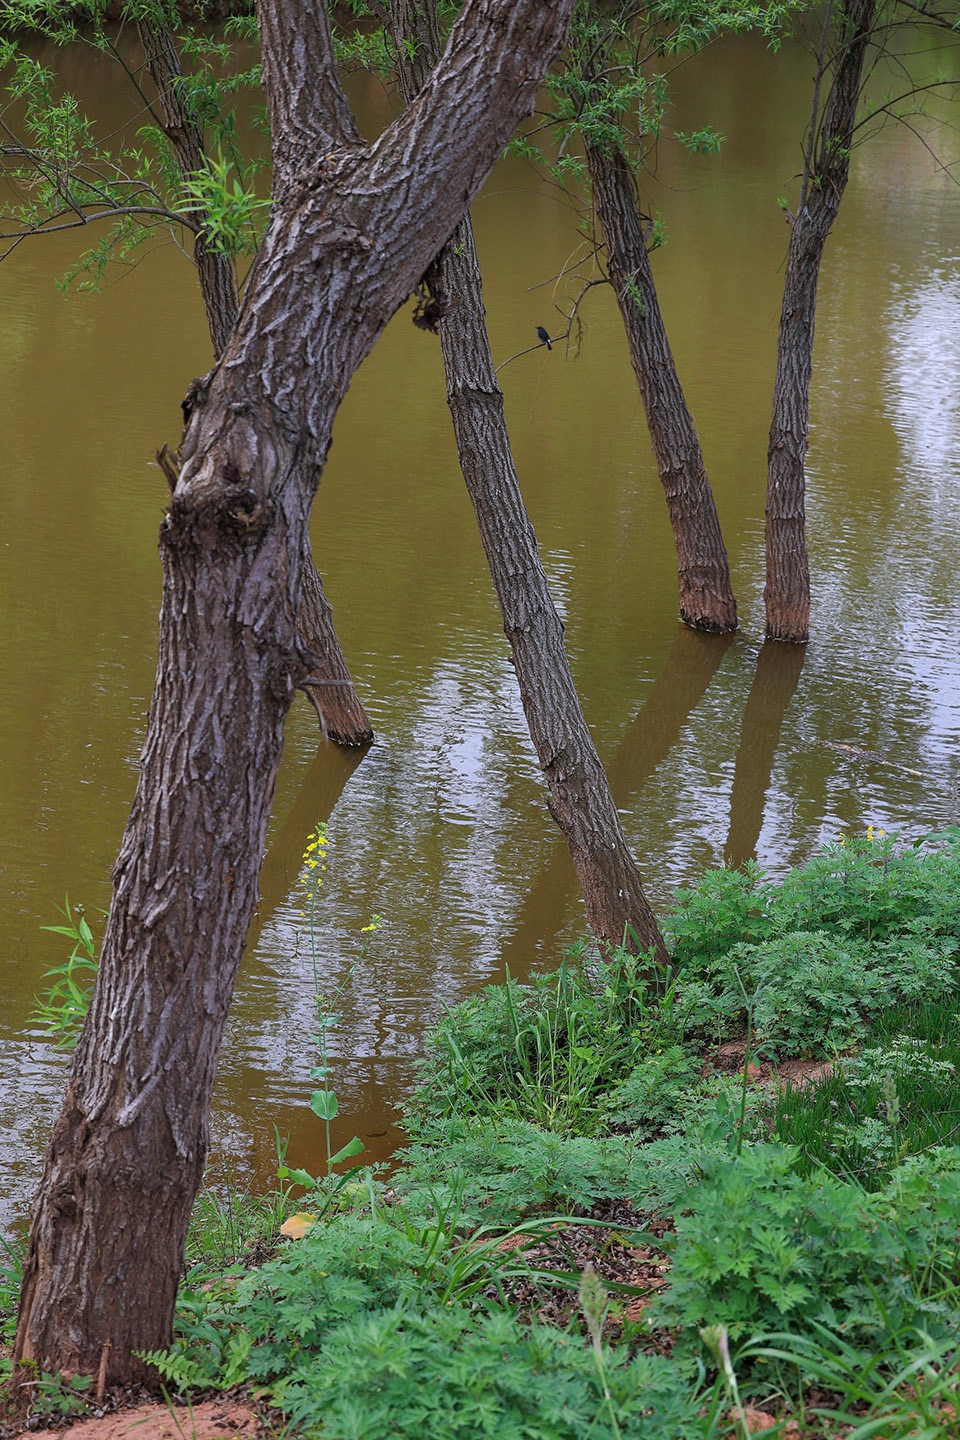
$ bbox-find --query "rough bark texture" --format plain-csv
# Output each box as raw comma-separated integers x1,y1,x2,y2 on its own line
391,0,666,960
14,0,575,1385
298,557,373,745
440,216,666,958
136,18,240,357
138,15,372,744
587,140,737,635
765,0,876,642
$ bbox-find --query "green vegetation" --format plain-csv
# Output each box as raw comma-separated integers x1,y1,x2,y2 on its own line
6,829,960,1435
30,898,98,1049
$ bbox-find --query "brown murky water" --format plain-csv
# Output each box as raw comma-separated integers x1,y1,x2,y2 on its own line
2,34,960,1228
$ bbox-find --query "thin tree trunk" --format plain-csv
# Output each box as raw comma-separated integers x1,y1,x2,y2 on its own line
138,17,372,744
438,217,666,958
392,0,667,960
765,0,876,642
14,0,575,1385
504,624,733,969
298,558,373,745
587,140,737,635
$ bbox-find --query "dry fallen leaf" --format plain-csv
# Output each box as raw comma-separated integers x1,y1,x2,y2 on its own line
279,1212,317,1239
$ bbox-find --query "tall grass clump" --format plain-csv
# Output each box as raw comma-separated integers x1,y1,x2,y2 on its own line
410,944,681,1137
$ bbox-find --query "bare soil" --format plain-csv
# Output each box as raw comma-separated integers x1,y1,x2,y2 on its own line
23,1399,260,1440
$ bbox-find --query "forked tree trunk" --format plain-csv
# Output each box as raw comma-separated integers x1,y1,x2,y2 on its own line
765,0,876,642
587,140,737,635
13,0,575,1385
392,0,666,959
138,16,372,744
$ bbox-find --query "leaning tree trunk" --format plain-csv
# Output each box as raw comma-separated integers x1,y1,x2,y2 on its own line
392,0,666,959
437,215,666,958
138,16,372,744
587,140,737,635
765,0,876,642
13,0,575,1386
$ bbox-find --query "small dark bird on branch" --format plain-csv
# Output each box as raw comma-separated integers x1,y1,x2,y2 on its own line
536,325,552,350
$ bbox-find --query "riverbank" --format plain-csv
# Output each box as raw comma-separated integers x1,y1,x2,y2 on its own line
4,830,960,1437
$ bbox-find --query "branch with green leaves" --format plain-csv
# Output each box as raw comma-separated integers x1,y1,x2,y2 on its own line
0,2,267,299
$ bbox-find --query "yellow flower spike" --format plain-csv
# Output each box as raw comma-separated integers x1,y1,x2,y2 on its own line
867,825,874,842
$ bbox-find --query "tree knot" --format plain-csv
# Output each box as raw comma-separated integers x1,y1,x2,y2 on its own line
225,489,266,530
412,255,450,334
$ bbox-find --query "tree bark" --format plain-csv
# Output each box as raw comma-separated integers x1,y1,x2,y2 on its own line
587,139,737,635
137,15,372,744
765,0,876,642
390,0,666,959
503,624,733,968
439,216,666,958
14,0,575,1386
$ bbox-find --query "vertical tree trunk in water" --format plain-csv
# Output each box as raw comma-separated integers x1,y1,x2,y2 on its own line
587,141,737,635
765,0,876,642
298,559,374,745
13,0,576,1384
138,17,372,744
392,0,667,960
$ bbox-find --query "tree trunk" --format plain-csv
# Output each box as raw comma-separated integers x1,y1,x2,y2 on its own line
137,16,372,745
765,0,876,642
14,0,575,1386
587,140,737,635
438,217,666,959
503,624,733,968
298,558,373,745
392,0,666,960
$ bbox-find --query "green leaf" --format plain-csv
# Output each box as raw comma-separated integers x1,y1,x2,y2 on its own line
310,1090,339,1121
328,1136,365,1167
283,1166,318,1189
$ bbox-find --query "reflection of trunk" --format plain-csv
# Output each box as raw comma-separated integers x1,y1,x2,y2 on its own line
504,626,733,968
14,0,575,1384
251,742,367,944
765,0,876,642
724,640,806,867
587,141,737,635
137,18,371,745
393,2,666,961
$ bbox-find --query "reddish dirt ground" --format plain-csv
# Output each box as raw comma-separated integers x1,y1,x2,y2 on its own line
25,1399,260,1440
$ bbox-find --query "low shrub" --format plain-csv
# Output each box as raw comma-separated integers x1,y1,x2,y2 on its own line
775,999,960,1184
652,1143,960,1355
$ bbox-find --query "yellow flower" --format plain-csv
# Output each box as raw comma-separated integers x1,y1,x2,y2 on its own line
867,825,874,842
